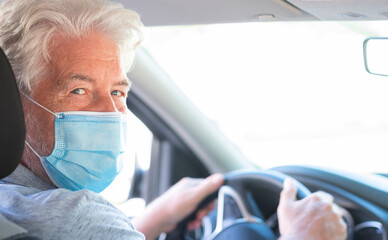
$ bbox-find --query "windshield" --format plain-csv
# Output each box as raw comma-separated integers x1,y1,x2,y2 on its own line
142,21,388,174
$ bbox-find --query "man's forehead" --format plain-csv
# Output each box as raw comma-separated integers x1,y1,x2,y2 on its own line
46,32,132,90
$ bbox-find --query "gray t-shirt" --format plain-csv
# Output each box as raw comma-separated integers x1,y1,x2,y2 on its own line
0,165,145,240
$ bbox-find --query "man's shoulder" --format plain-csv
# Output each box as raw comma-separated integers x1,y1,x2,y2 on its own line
0,182,117,218
0,183,144,240
1,180,103,201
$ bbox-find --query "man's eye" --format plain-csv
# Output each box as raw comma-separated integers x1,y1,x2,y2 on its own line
70,88,86,95
111,90,124,97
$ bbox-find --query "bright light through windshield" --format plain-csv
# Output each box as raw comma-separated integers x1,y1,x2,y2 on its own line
143,21,388,174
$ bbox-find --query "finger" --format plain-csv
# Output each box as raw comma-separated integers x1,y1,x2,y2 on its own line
204,201,215,212
197,201,215,219
196,209,210,221
312,191,334,204
332,203,348,231
279,178,297,204
194,173,224,201
195,201,215,215
187,219,202,231
332,203,342,215
187,206,213,231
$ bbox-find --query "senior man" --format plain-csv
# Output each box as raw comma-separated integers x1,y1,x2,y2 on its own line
0,0,347,239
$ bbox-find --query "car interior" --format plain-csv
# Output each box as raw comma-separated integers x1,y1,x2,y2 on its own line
1,0,388,239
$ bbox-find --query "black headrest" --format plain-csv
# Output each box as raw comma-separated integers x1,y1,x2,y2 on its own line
0,48,25,179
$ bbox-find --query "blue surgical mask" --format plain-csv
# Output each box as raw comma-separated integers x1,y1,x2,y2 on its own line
24,96,129,193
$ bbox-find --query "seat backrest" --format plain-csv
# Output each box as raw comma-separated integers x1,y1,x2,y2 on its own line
0,48,41,240
0,47,25,179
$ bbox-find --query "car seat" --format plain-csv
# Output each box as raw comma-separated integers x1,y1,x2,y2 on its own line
0,47,39,240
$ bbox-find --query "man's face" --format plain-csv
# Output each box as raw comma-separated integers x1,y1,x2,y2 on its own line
22,31,130,181
33,31,130,114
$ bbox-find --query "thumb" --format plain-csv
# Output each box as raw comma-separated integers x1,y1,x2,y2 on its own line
194,173,224,201
280,178,297,205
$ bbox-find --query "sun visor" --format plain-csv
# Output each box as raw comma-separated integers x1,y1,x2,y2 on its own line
0,48,25,179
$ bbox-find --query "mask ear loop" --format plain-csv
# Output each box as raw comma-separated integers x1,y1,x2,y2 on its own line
24,140,41,159
25,138,62,188
20,92,59,159
20,92,61,118
24,136,46,176
109,94,120,112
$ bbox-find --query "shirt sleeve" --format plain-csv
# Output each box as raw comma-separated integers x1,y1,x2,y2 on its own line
67,190,145,240
0,184,145,240
65,190,144,240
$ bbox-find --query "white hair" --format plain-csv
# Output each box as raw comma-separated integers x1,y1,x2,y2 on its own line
0,0,143,94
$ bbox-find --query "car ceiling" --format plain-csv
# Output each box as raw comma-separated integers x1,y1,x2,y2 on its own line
120,0,388,26
0,0,387,24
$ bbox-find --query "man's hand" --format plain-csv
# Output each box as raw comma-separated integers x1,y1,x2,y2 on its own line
277,178,347,240
132,174,224,240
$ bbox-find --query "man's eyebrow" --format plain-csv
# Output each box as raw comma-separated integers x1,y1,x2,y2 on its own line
58,73,93,87
69,73,93,81
59,73,130,87
116,79,130,87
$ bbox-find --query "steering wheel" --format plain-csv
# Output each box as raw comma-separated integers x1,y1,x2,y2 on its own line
164,169,311,240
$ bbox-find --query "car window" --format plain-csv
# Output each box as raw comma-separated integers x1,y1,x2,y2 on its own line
142,21,388,174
